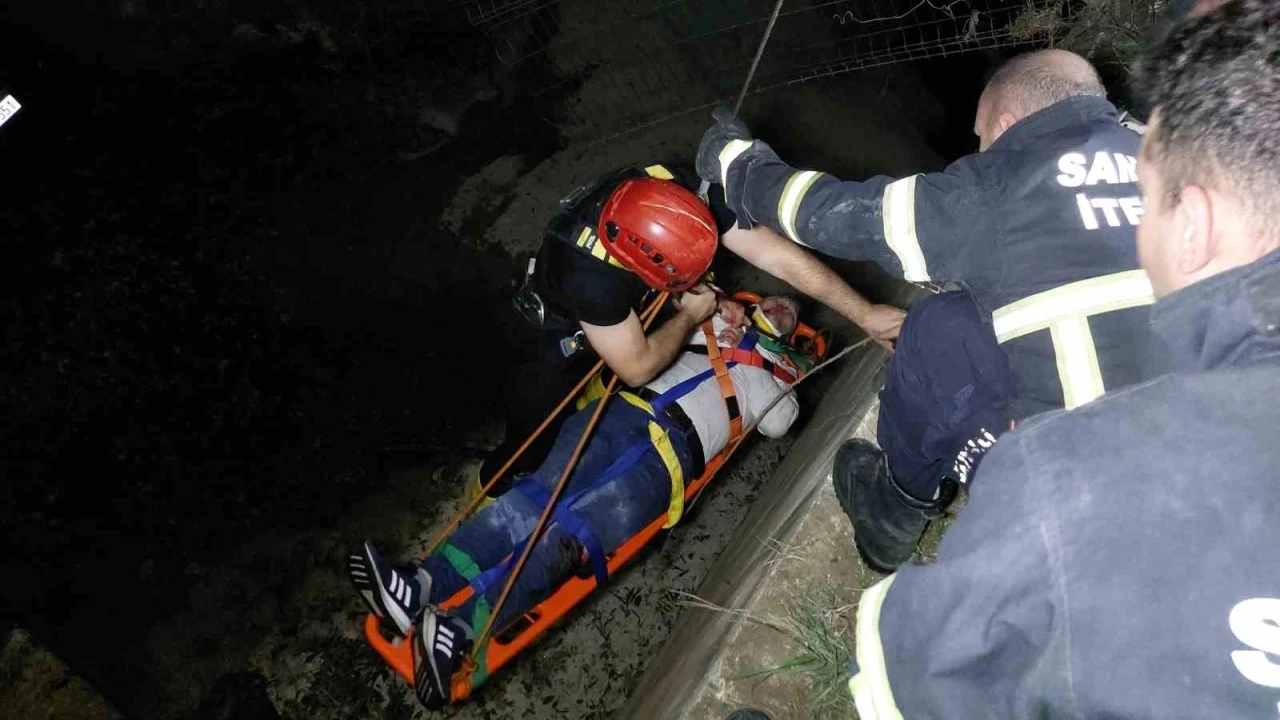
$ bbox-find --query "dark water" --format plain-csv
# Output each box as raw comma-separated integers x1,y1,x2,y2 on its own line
0,3,561,713
0,2,1006,716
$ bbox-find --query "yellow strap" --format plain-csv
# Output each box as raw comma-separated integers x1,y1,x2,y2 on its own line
617,391,686,528
848,573,906,720
576,372,608,411
992,269,1154,409
644,164,675,180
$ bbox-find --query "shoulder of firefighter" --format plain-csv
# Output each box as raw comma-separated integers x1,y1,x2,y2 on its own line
848,250,1280,720
714,96,1164,418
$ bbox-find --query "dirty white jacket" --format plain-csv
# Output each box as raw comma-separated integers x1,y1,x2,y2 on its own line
642,316,799,461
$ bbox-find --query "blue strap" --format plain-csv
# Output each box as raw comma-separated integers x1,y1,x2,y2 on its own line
649,361,738,415
465,387,720,599
518,482,609,588
738,328,759,350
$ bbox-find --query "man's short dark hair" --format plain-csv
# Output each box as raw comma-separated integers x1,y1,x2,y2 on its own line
1140,0,1280,245
986,50,1106,117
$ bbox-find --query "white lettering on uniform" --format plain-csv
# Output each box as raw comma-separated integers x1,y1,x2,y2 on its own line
1118,197,1145,226
1115,153,1138,184
1230,597,1280,689
1057,152,1088,188
1090,197,1122,227
1075,193,1099,230
1085,151,1120,186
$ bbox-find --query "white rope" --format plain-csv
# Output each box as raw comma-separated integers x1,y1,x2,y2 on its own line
698,0,788,199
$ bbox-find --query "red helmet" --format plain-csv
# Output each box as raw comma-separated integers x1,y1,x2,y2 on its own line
597,177,718,292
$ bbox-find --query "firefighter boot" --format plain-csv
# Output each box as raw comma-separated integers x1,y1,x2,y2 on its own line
832,439,956,574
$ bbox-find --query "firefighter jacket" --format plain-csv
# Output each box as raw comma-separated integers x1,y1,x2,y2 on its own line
848,248,1280,719
716,96,1165,417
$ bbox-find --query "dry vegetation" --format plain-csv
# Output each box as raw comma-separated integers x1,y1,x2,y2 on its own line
1011,0,1166,71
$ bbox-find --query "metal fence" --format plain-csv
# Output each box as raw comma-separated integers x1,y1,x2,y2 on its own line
463,0,1064,142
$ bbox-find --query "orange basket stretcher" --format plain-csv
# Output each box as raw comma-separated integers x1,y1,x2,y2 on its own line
362,291,828,703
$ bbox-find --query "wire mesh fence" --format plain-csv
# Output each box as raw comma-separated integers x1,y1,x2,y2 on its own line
462,0,1065,143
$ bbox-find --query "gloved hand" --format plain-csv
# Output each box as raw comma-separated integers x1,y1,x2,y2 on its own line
695,106,753,185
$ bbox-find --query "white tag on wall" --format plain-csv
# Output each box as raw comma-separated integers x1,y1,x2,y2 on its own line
0,95,22,128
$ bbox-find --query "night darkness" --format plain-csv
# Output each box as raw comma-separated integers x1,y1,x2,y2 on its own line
2,1,1003,717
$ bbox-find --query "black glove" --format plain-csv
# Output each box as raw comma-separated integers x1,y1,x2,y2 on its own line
695,105,753,185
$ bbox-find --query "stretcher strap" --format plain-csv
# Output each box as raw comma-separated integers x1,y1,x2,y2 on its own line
701,321,744,441
575,371,609,411
441,543,481,581
521,482,608,587
684,344,796,383
438,543,492,682
467,393,696,601
617,391,688,528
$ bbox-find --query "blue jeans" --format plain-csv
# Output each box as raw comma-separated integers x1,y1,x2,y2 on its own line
420,398,692,631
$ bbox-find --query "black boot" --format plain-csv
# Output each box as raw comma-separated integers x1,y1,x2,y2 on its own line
832,439,956,574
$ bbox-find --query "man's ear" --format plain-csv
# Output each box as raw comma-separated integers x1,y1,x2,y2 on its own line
997,112,1019,135
1175,184,1215,275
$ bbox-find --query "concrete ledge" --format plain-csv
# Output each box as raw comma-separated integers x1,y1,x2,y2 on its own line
621,343,888,720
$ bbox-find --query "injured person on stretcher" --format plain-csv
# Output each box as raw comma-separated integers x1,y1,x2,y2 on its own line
349,294,809,708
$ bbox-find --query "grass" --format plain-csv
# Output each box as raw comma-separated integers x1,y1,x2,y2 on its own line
678,585,862,720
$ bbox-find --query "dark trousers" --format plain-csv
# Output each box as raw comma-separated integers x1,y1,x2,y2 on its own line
484,304,599,485
877,292,1014,499
423,399,692,631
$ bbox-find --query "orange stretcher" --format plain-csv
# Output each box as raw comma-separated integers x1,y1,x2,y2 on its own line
362,291,829,702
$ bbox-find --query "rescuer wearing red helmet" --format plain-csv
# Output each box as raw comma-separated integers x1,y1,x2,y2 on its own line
489,165,723,495
489,163,903,498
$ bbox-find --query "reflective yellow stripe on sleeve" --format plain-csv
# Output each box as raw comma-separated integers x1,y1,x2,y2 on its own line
718,139,754,190
777,170,822,247
618,391,686,527
882,175,931,282
848,573,905,720
992,269,1154,409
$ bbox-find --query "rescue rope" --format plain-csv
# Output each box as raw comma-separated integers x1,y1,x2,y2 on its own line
418,294,668,561
697,0,787,199
465,291,671,661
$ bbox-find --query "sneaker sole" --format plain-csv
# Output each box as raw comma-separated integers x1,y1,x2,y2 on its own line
347,543,414,636
413,613,446,708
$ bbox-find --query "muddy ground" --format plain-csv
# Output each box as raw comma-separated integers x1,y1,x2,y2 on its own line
684,400,955,720
2,4,992,714
125,77,944,720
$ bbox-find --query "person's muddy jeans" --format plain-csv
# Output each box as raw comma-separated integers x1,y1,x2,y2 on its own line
421,398,692,630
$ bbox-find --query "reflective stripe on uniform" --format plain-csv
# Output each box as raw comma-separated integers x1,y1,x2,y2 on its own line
618,391,687,528
882,175,931,282
777,170,822,247
644,164,675,180
992,269,1154,409
718,139,754,190
848,573,905,720
576,226,629,270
